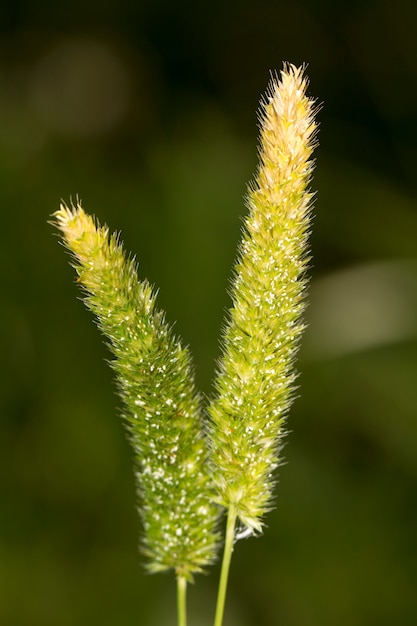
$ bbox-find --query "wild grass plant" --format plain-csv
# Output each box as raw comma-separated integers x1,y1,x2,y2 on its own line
53,63,318,626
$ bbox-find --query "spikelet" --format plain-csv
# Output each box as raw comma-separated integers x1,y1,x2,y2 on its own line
208,64,318,532
53,203,219,580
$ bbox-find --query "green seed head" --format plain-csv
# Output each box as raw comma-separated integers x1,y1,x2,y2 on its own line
54,203,219,580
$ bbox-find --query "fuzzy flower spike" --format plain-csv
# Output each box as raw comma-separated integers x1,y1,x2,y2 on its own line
209,64,318,535
53,203,219,583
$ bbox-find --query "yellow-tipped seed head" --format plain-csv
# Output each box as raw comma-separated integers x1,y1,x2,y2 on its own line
208,64,318,532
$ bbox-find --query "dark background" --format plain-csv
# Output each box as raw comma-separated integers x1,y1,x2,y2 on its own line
2,0,417,624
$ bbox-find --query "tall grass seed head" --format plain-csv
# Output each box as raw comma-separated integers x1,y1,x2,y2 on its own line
208,64,318,533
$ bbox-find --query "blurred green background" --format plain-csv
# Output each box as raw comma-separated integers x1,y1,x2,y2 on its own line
2,0,417,624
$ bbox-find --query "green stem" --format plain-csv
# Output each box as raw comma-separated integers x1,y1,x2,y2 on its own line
177,575,187,626
213,504,237,626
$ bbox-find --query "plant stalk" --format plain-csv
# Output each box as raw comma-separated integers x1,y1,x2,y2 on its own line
213,504,237,626
177,575,187,626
